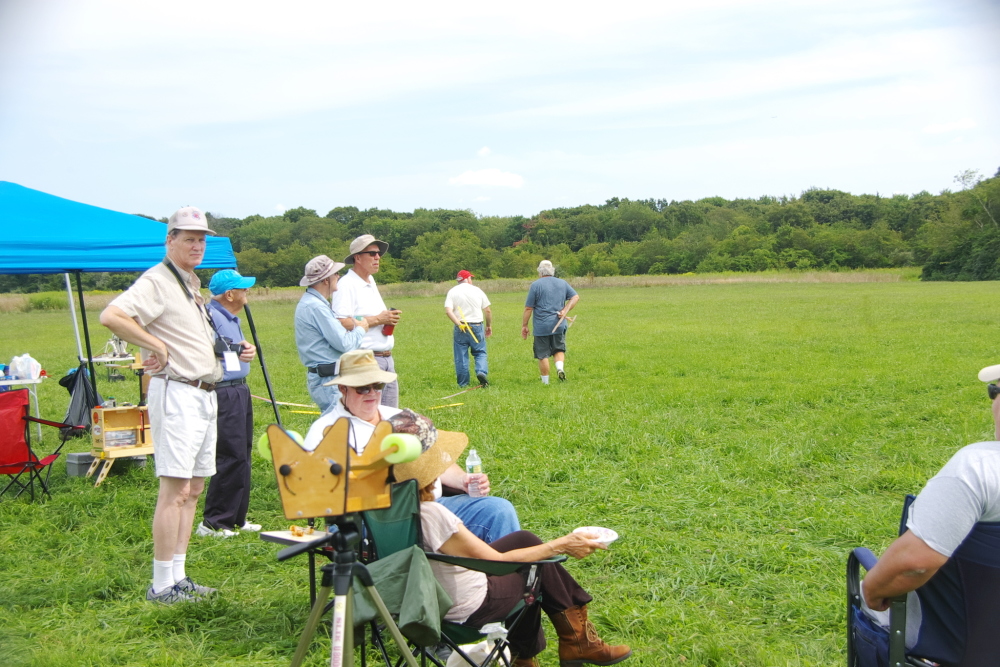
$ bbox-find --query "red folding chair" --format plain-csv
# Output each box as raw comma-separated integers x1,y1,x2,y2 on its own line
0,388,84,501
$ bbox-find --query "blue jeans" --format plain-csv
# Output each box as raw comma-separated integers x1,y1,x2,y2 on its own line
307,372,341,414
453,323,488,386
437,494,520,543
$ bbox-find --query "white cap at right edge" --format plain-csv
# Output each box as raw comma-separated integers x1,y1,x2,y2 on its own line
978,364,1000,382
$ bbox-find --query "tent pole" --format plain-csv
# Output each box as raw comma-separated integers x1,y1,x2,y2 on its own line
65,273,84,361
242,303,282,428
74,272,99,398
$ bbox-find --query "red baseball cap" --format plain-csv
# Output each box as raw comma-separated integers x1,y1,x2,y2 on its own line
456,270,474,281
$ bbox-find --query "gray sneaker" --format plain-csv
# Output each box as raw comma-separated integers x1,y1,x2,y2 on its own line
557,370,566,382
175,576,217,597
146,584,196,604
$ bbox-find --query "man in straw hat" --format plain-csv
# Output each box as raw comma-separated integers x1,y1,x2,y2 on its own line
522,259,579,384
302,349,520,543
390,412,631,667
330,234,402,407
294,255,371,413
101,206,241,603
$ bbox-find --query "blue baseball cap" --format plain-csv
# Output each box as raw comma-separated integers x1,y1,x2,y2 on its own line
209,269,256,295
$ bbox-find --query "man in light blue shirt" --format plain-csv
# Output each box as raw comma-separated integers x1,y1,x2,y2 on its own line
198,269,259,538
294,255,368,413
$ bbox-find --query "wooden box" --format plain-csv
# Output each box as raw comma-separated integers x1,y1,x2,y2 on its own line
91,405,154,458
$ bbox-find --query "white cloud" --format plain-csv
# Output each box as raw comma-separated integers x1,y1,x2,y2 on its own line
922,118,977,134
473,196,492,202
477,146,491,157
449,169,524,188
274,204,286,213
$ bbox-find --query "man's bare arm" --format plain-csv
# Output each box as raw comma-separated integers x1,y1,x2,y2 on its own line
862,530,949,611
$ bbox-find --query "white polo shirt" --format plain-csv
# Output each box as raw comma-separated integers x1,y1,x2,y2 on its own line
444,282,490,324
330,269,393,352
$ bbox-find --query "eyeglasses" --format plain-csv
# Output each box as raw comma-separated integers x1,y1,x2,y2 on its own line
358,250,382,258
352,383,386,395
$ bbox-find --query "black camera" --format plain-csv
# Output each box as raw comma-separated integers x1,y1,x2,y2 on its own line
214,336,243,358
989,384,1000,401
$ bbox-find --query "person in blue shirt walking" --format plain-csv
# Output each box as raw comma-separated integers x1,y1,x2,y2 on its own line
198,269,259,538
521,260,579,384
294,255,368,413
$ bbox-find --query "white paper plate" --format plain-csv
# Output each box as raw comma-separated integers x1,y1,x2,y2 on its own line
574,526,619,546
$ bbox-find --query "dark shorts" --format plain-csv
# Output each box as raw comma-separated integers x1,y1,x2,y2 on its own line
533,333,566,360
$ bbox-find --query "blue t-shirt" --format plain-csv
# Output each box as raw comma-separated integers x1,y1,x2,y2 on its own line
525,277,577,336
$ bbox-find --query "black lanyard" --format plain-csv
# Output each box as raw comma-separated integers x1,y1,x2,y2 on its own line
162,258,221,338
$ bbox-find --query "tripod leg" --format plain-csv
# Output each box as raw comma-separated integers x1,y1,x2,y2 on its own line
291,583,333,667
362,584,419,667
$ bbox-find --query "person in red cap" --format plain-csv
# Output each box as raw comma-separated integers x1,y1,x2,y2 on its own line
445,270,492,387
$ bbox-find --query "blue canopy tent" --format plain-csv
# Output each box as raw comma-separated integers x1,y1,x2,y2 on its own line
0,181,255,410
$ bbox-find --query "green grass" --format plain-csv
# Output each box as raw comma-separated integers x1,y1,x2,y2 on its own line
0,279,995,666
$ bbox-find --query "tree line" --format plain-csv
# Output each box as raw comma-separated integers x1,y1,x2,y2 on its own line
3,168,998,293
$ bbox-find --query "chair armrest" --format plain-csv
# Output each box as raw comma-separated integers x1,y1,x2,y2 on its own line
426,552,567,576
852,547,878,571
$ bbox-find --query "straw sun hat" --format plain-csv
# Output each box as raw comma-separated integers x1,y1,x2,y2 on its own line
388,409,469,489
322,349,397,387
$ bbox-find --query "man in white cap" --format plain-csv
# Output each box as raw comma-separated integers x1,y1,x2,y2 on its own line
522,260,579,384
303,349,521,543
445,269,492,387
197,269,259,538
330,234,402,407
294,255,369,413
101,206,250,603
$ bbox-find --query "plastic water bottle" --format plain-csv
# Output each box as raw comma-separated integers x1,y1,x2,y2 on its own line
465,449,483,498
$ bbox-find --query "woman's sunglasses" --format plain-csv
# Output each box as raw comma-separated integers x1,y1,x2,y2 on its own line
352,383,386,395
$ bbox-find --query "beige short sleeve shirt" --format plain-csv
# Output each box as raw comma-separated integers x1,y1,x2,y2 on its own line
109,260,222,383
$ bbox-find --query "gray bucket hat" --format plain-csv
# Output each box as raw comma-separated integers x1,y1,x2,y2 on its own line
300,255,345,287
344,234,389,264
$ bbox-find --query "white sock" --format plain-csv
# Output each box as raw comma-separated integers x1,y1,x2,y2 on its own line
555,361,564,372
172,554,187,583
541,375,550,384
152,559,175,593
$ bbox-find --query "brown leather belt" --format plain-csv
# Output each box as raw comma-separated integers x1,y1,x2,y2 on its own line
153,375,217,391
372,351,392,357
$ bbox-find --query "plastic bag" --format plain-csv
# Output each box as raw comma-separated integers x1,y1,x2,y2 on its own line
9,354,42,380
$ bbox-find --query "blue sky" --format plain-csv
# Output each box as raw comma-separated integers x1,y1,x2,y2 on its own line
0,0,997,220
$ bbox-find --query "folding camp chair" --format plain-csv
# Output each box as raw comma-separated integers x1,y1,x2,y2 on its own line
847,494,1000,667
361,480,566,667
0,388,84,501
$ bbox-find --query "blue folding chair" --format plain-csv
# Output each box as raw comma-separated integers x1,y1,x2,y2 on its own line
847,494,1000,667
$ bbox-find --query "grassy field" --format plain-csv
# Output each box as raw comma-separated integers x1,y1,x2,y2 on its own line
0,276,995,666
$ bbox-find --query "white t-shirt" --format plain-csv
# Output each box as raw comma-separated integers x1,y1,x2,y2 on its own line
330,269,393,352
420,501,487,623
302,402,402,454
444,282,491,324
908,441,1000,557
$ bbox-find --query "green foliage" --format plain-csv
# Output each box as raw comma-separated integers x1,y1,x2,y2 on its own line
24,291,68,311
5,172,999,295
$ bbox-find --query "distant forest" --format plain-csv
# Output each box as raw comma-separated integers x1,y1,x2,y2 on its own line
4,168,999,293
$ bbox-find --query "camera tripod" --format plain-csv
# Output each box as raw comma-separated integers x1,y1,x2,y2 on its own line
283,518,419,667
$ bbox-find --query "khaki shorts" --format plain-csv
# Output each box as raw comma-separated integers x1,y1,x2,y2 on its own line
148,377,218,478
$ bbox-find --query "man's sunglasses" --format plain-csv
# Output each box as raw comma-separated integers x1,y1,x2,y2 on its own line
353,383,386,395
358,250,383,258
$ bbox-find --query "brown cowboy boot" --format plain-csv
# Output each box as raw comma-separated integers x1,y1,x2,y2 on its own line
512,658,541,667
549,605,631,667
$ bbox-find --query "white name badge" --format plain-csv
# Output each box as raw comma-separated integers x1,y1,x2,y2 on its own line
223,351,241,372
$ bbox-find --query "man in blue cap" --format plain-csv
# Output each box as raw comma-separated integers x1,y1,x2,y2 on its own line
197,269,259,537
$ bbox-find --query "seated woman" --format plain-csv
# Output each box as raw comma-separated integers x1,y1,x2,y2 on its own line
390,411,631,667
